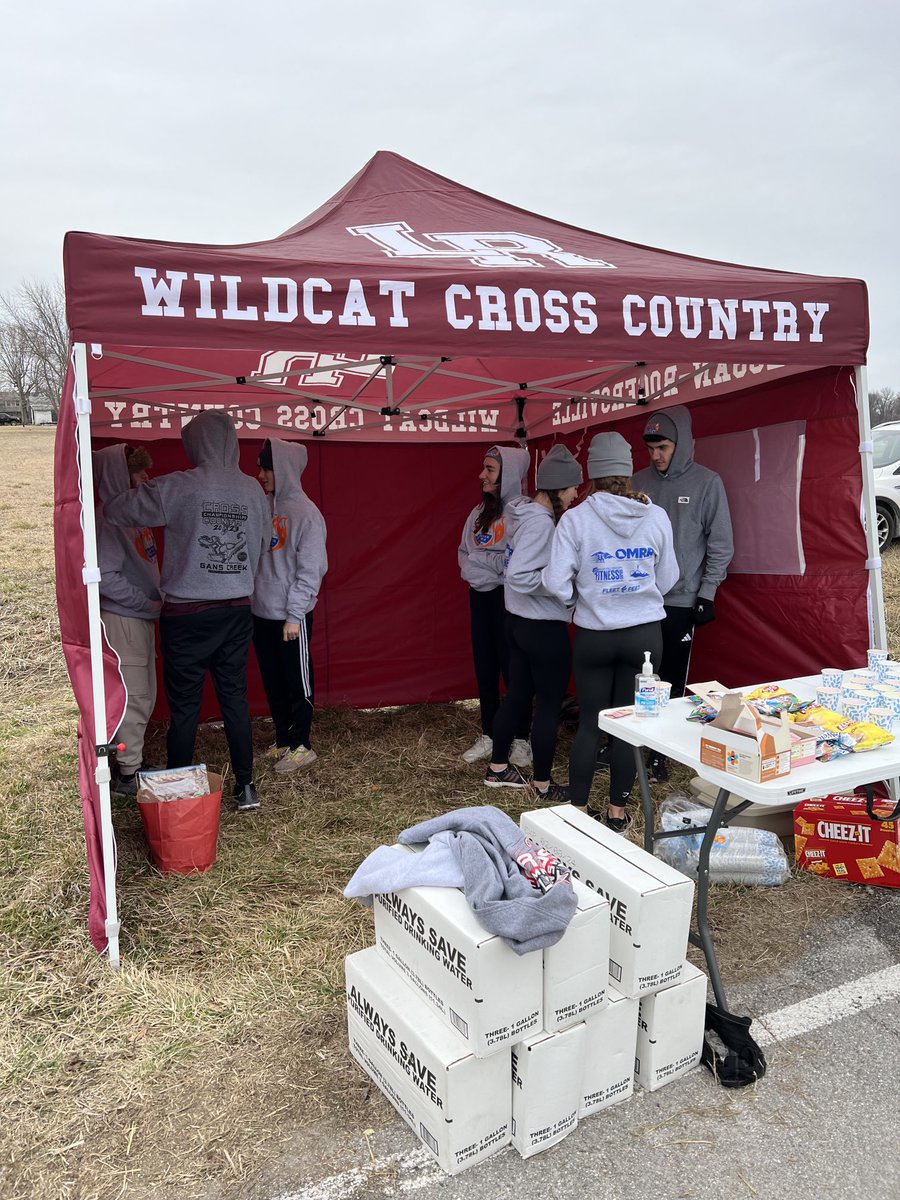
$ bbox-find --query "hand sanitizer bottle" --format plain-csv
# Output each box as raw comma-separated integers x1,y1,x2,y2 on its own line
634,651,660,718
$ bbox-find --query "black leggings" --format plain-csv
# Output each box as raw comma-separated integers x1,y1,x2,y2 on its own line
569,622,663,809
468,587,530,739
491,615,570,778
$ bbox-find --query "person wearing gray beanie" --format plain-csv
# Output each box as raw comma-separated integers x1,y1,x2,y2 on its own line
542,429,679,834
485,444,583,800
458,445,533,767
587,432,634,479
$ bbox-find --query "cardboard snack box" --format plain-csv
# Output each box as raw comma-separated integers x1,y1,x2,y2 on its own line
794,795,900,889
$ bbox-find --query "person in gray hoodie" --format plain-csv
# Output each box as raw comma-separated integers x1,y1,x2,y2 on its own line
93,444,162,797
103,410,271,811
252,438,328,774
632,406,733,781
544,432,678,833
483,444,582,801
457,444,532,766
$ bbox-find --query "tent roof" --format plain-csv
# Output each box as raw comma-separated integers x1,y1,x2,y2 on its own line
64,151,868,366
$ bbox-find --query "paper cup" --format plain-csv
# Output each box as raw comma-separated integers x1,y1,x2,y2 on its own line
820,668,843,689
656,680,672,708
816,687,841,710
868,707,894,731
867,649,889,672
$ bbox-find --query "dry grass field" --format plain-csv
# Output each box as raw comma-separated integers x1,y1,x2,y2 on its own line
0,426,895,1199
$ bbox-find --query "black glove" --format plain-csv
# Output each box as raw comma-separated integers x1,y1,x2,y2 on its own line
693,598,716,627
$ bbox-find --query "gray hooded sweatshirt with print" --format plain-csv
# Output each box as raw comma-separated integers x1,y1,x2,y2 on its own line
251,439,328,622
103,410,270,604
544,492,679,631
631,405,733,607
503,495,572,622
458,446,531,592
93,445,162,620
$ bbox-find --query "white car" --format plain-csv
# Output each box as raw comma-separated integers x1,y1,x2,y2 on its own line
873,422,900,550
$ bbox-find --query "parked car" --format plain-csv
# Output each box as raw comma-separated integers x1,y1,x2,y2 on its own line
873,421,900,550
0,412,22,425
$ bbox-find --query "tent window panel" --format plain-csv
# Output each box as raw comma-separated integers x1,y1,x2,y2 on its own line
693,420,806,576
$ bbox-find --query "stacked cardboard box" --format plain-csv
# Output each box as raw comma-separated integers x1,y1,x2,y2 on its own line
345,809,709,1174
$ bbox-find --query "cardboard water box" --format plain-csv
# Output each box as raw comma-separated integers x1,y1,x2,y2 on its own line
345,948,511,1175
520,805,694,996
511,1022,585,1159
579,987,640,1116
795,794,900,889
634,961,707,1091
373,879,543,1057
543,877,609,1031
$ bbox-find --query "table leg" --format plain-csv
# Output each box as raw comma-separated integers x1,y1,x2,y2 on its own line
695,786,732,1010
633,746,653,853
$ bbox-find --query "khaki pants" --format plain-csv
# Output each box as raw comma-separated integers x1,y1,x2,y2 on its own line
102,611,158,773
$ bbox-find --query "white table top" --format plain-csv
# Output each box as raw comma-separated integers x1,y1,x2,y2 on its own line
597,674,900,806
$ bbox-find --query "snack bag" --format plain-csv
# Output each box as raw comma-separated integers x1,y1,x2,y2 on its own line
743,685,799,716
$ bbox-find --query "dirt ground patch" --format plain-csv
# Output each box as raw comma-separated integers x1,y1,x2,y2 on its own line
0,427,894,1199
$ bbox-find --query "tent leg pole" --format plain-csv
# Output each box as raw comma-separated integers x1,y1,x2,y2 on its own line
73,342,122,969
855,364,887,649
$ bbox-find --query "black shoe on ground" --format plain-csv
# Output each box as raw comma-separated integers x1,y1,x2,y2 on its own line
111,773,138,798
606,811,634,836
533,779,570,804
234,782,260,811
483,763,528,789
647,752,668,783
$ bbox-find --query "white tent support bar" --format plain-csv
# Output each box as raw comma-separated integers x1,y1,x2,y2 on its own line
393,358,447,406
73,341,121,969
855,364,887,650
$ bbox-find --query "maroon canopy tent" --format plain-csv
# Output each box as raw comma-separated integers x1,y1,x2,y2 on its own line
55,151,880,963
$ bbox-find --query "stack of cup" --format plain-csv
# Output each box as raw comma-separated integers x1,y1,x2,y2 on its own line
867,648,889,676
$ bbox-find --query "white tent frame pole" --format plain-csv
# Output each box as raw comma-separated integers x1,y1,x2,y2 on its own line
73,341,121,969
855,363,887,649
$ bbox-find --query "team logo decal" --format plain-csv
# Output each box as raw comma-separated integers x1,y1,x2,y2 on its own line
270,515,288,551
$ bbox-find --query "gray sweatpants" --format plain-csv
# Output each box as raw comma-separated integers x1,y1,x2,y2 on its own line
102,610,157,773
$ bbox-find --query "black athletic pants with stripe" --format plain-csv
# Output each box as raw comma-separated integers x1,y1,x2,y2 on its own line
253,613,315,751
468,587,530,740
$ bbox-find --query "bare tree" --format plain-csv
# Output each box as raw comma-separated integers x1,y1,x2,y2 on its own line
0,322,38,422
0,280,69,421
869,386,900,427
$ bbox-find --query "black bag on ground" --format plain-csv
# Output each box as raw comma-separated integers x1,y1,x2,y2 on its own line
701,1003,767,1087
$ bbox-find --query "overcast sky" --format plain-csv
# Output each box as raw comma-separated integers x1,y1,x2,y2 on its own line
2,0,897,388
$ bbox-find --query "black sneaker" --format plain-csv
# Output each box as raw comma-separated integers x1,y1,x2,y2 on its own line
534,780,570,804
234,782,260,811
484,763,528,789
606,811,634,836
111,773,138,798
648,752,668,783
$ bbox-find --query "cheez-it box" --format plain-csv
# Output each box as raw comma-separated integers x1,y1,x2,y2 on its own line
794,795,900,889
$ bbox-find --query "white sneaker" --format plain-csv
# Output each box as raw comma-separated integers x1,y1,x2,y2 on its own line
461,734,493,763
509,739,533,769
274,745,318,774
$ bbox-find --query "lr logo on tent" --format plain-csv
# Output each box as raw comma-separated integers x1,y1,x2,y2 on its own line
347,221,617,270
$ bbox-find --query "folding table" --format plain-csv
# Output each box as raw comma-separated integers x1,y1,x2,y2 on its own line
597,675,900,1008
